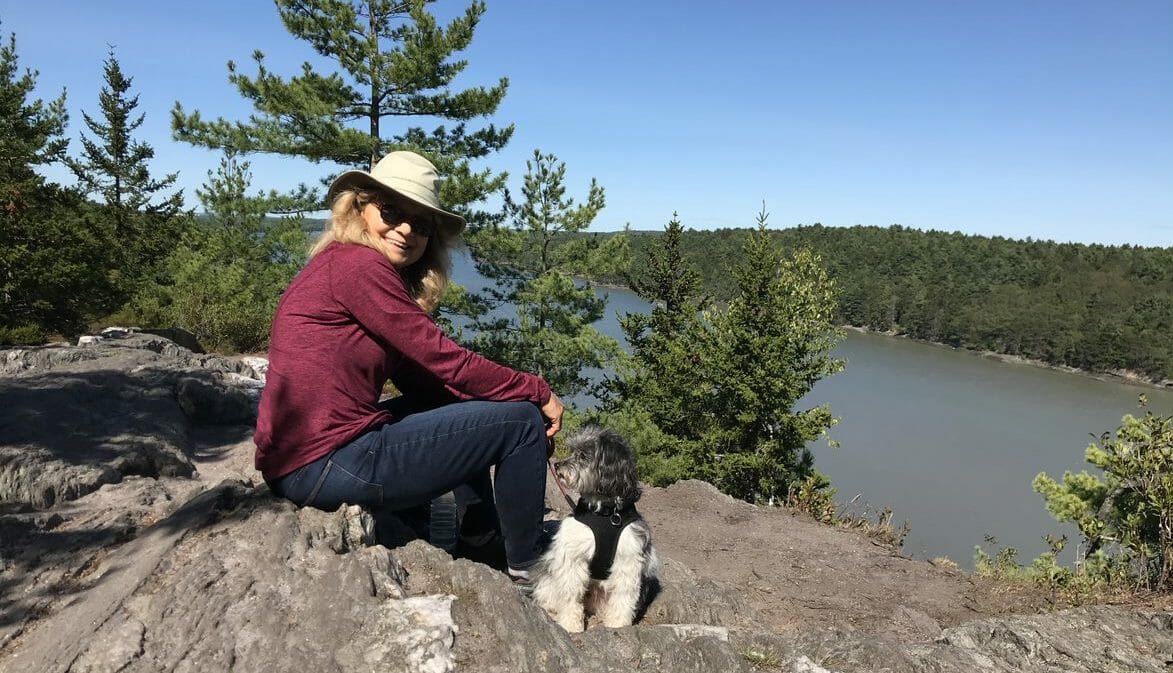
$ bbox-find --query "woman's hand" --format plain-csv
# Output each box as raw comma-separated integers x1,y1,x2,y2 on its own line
540,392,565,438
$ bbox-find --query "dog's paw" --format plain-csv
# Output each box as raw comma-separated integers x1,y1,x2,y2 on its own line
600,616,634,629
554,612,585,633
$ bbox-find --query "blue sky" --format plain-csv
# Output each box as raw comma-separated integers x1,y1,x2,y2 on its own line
4,1,1171,245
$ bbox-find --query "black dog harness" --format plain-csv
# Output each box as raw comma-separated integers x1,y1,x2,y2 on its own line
573,499,642,580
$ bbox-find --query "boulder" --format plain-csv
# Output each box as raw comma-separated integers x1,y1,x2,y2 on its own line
2,484,461,673
139,327,205,353
240,356,269,382
0,336,262,510
0,361,194,510
176,373,259,424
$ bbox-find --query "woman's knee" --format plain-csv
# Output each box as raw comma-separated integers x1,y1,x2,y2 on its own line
491,401,547,457
488,400,545,435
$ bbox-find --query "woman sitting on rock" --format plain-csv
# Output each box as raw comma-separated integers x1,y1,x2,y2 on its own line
254,151,563,586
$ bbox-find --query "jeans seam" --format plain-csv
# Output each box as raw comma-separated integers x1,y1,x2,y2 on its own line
328,459,384,505
380,418,541,455
302,461,333,507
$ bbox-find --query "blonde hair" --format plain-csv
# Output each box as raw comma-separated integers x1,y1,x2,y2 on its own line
309,189,453,313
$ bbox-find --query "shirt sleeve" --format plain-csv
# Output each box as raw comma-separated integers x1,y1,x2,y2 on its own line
332,247,552,405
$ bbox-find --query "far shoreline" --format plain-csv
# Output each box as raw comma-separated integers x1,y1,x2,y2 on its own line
841,325,1173,391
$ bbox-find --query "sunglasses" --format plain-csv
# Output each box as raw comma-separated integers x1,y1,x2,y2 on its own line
378,202,436,237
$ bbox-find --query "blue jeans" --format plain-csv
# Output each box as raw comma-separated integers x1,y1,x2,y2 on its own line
270,400,548,570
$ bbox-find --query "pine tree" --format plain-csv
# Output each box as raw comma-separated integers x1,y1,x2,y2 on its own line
628,214,703,335
0,32,67,210
0,29,108,340
701,209,845,502
139,152,309,352
600,214,712,482
66,48,185,297
604,208,844,503
171,0,510,220
465,149,629,398
606,217,705,423
67,49,183,220
1034,396,1173,591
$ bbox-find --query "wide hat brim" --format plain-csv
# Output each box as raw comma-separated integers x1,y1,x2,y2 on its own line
327,152,466,237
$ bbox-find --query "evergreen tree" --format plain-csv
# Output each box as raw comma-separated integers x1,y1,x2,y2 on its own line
66,49,184,223
628,213,704,337
0,32,67,209
465,149,628,398
134,152,308,352
172,0,510,221
65,48,185,304
0,30,106,340
605,209,844,503
700,210,844,502
601,214,711,482
609,213,708,438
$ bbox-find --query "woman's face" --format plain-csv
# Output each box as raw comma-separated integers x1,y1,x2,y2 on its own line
361,197,432,269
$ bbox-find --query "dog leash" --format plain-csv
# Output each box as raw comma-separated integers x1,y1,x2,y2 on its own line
547,459,577,511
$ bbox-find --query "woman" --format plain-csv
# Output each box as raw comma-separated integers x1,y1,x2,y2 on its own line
255,151,563,583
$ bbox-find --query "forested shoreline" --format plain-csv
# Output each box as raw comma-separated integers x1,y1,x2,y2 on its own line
586,224,1173,384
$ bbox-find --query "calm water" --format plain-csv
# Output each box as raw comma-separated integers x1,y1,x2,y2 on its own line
450,251,1173,566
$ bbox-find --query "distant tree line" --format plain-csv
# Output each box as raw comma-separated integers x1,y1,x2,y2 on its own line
596,225,1172,383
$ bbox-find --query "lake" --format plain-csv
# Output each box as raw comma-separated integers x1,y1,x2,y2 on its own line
450,250,1173,567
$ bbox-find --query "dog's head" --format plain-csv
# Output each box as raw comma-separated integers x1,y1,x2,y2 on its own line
554,426,641,504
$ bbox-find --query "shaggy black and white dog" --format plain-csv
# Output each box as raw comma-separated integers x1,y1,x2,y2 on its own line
532,426,660,632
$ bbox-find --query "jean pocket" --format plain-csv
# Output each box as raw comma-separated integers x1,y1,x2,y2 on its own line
304,459,383,511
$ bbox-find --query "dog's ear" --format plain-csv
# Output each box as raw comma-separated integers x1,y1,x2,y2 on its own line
594,428,641,502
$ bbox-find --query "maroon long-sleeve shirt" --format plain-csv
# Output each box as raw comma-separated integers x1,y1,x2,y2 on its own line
254,242,551,480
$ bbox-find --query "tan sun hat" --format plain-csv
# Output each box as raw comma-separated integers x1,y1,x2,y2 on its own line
327,150,465,236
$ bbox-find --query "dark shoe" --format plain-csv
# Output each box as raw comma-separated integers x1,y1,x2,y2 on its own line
510,573,534,597
455,532,508,570
429,493,460,553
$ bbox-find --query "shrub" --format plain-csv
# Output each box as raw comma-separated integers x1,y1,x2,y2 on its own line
1033,395,1173,592
980,396,1173,600
0,324,47,347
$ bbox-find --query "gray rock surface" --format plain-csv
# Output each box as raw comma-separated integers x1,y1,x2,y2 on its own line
2,335,1171,673
0,335,264,510
3,484,458,673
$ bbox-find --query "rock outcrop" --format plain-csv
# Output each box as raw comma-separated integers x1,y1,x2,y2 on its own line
2,335,1170,672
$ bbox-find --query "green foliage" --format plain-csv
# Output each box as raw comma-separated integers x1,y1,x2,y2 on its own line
127,153,309,352
0,323,46,347
0,29,113,338
612,224,1173,382
602,210,844,505
784,473,838,523
973,536,1023,581
974,400,1173,602
65,48,186,308
741,648,783,669
462,150,627,398
172,0,510,221
606,213,711,439
700,212,845,502
66,50,184,233
0,30,67,206
1033,395,1173,591
973,534,1134,604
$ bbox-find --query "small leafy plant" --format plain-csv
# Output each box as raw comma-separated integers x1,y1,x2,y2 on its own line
1034,395,1173,592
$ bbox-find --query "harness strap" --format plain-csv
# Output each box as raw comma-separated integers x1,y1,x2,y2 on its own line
573,499,642,580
